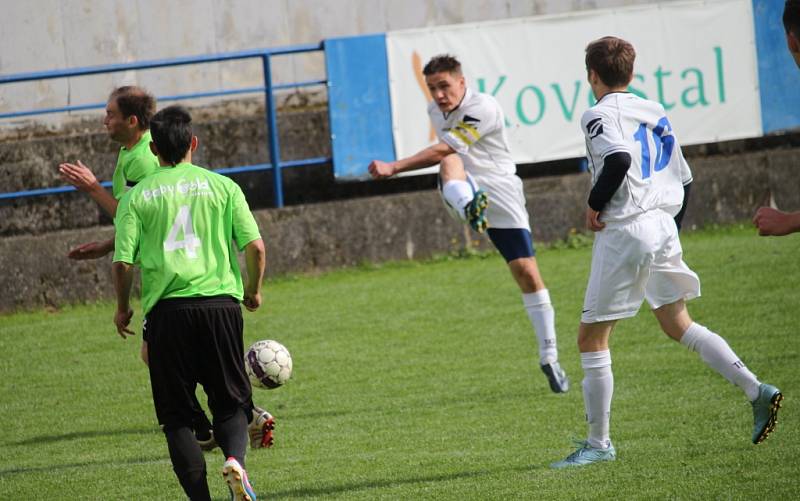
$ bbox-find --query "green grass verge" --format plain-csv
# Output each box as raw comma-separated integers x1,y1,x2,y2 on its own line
0,224,797,499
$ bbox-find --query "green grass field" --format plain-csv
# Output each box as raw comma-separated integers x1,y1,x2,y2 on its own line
1,225,797,500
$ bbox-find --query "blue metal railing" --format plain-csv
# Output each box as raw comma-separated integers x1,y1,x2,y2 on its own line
0,44,331,207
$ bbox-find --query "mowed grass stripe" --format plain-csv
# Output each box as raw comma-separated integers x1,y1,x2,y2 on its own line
0,224,796,499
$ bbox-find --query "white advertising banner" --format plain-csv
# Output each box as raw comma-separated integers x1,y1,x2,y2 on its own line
386,0,761,166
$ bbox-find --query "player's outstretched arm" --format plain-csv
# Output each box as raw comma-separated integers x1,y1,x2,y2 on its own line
368,142,455,179
753,207,800,236
243,238,266,312
67,238,114,260
59,160,119,217
111,261,135,338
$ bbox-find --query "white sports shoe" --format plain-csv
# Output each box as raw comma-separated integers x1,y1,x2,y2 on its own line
248,406,275,449
222,456,257,501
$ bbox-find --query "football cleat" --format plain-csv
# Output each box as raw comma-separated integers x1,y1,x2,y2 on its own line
541,362,569,393
751,383,783,444
551,440,616,469
222,457,257,501
464,190,489,233
249,406,275,449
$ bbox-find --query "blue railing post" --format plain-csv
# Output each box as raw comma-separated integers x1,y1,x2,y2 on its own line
262,54,284,208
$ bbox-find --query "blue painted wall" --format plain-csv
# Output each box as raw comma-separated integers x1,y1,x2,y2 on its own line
753,0,800,133
325,34,396,180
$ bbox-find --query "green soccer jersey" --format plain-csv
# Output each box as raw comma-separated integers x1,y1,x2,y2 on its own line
112,130,160,200
113,162,261,315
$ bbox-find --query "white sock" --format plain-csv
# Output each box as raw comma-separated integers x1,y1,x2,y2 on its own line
442,180,474,219
522,289,558,365
581,350,613,449
680,322,761,401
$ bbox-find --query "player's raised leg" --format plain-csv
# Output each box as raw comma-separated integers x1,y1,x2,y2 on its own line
552,320,616,468
440,154,488,232
653,300,783,444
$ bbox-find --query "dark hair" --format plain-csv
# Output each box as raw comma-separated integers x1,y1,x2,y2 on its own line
150,106,193,166
585,36,636,88
108,86,156,130
785,0,800,36
423,54,462,76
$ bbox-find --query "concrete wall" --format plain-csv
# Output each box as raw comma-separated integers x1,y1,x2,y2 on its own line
1,146,798,313
0,0,677,131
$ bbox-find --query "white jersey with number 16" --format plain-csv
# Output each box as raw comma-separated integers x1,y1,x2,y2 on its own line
581,92,688,223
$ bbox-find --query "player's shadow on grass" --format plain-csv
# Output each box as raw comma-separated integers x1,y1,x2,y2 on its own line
9,426,157,446
0,454,167,478
268,464,538,499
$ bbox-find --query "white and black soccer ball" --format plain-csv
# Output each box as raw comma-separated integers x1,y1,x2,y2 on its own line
245,339,293,389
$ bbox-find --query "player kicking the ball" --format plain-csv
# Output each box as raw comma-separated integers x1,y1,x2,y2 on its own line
368,54,568,393
551,36,783,469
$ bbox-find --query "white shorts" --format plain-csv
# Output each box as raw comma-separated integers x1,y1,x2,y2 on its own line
472,171,530,230
439,170,530,230
581,210,700,323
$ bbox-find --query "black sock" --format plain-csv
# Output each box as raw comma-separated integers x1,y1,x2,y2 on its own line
214,408,248,468
164,426,211,501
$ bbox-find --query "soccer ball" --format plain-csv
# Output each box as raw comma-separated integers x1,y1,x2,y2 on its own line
245,340,293,389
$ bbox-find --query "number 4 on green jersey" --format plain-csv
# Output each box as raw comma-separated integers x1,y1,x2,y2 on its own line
164,205,202,258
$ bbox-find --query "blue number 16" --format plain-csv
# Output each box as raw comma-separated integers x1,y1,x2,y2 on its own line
633,116,674,179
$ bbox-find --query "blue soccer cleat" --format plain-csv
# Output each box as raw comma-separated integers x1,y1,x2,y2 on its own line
222,457,257,501
541,362,569,393
551,440,616,469
751,383,783,444
464,189,489,233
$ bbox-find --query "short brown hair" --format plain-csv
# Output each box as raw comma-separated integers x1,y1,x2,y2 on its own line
785,0,800,36
108,86,156,130
585,37,635,88
423,54,462,76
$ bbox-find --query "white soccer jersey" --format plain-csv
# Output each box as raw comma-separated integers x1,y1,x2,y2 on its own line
429,87,529,229
581,92,688,222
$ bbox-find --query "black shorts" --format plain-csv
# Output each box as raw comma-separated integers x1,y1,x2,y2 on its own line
487,228,536,262
145,295,254,430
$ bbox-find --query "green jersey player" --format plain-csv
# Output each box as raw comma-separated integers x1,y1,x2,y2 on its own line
552,36,782,469
60,87,274,454
59,86,160,260
113,105,265,500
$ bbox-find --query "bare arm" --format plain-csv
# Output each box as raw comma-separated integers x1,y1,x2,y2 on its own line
242,238,266,312
111,261,135,338
368,142,456,179
67,238,114,260
753,207,800,236
59,161,119,217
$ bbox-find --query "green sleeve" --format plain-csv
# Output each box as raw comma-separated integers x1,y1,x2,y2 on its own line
113,192,140,264
231,184,261,251
126,152,159,184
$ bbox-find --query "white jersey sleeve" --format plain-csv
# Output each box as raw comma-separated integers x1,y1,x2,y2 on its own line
581,107,631,159
678,153,693,185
